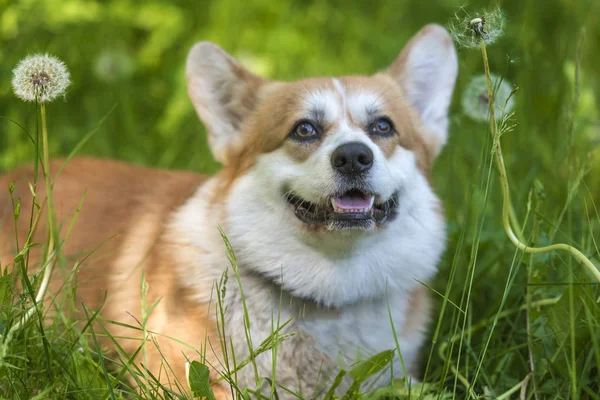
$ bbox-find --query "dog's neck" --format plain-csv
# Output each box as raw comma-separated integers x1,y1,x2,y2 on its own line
170,172,445,309
241,266,374,310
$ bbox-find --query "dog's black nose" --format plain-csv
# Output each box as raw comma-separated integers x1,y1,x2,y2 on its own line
331,142,374,176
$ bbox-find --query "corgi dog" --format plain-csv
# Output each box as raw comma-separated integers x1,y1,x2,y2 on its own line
1,24,457,398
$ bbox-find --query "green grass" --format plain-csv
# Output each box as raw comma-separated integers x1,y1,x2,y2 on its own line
1,0,600,398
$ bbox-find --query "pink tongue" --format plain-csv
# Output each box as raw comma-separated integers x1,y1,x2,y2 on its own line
334,194,371,210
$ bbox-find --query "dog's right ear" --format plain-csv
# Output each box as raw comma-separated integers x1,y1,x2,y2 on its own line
186,42,266,164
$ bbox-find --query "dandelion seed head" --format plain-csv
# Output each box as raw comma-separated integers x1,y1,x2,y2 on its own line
94,49,134,83
12,53,70,103
448,6,505,49
462,73,515,123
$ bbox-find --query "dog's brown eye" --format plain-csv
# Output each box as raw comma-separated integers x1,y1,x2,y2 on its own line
369,117,395,136
291,121,319,141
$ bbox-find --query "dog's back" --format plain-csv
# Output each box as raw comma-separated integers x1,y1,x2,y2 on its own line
0,157,229,394
1,157,203,284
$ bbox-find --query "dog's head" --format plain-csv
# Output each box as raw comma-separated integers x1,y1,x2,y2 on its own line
187,25,457,233
185,25,457,305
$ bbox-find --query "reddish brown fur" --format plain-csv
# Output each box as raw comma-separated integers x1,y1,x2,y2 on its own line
401,284,432,377
0,28,450,395
0,158,228,396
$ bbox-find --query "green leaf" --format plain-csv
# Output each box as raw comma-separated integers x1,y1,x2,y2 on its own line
348,349,394,383
188,361,215,400
240,388,251,400
13,197,20,221
323,369,347,400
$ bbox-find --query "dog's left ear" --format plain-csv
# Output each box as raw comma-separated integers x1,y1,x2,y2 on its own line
386,24,458,156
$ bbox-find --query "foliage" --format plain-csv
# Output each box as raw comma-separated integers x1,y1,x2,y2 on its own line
1,0,600,398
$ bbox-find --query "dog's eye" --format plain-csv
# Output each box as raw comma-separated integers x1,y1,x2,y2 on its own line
369,117,395,136
291,121,319,141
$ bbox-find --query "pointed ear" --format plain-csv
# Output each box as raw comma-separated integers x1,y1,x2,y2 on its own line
387,24,458,157
186,42,266,164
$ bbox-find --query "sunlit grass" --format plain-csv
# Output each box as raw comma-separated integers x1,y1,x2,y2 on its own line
1,1,600,399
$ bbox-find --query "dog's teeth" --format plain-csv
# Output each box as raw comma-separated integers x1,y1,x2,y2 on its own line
330,198,377,214
331,198,339,212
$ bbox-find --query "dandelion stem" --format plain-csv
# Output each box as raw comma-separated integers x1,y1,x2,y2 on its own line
9,102,57,334
478,37,600,282
40,103,57,269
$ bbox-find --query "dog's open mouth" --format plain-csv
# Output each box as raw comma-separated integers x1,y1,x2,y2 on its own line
285,189,398,229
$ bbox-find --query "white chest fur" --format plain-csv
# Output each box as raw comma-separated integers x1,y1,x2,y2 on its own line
218,272,424,396
171,172,444,396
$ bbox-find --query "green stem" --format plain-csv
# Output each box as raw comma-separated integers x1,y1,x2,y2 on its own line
8,102,57,335
496,373,531,400
508,200,525,242
437,297,559,397
478,38,600,282
41,102,57,259
441,34,599,398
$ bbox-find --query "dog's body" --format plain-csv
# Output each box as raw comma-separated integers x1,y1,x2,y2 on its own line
1,25,457,398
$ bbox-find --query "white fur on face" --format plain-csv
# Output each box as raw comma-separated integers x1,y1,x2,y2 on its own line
287,80,405,205
226,147,444,307
223,80,446,307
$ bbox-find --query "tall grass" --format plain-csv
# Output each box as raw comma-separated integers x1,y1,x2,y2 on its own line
1,2,600,399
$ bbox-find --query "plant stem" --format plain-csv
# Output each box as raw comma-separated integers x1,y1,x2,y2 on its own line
39,102,57,298
478,37,600,282
496,373,531,400
438,297,559,397
8,102,57,335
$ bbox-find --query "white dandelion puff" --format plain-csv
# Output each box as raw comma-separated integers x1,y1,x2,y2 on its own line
448,6,505,49
462,73,515,123
94,49,134,83
12,53,71,103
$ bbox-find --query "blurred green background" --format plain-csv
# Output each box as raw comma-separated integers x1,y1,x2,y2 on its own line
1,0,598,178
1,0,600,396
2,0,598,253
